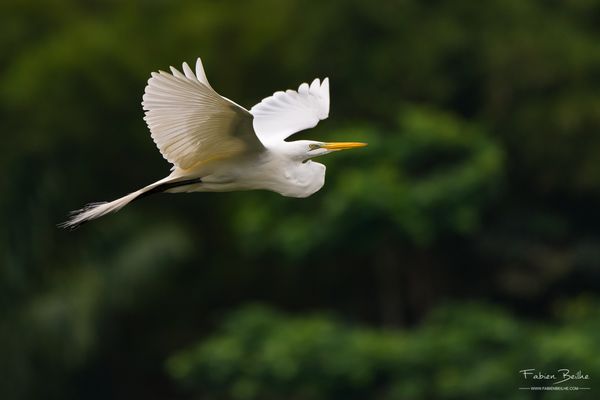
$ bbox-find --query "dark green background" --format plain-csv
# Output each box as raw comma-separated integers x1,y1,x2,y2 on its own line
2,0,600,399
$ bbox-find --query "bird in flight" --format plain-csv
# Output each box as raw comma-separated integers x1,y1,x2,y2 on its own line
61,57,366,228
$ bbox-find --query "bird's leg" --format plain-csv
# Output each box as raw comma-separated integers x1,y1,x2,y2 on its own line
133,177,203,201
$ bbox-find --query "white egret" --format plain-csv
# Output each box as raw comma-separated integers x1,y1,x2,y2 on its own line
61,57,366,228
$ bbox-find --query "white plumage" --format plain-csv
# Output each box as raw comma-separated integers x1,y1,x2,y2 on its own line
61,57,366,228
251,77,330,144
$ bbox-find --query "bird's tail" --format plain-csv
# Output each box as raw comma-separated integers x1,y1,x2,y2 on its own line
59,177,175,229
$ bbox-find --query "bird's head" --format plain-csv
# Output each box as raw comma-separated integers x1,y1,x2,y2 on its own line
288,140,367,161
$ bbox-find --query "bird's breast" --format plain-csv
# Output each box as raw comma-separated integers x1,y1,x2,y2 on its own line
208,155,327,198
277,160,326,198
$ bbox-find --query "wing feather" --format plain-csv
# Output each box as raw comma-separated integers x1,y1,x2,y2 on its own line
142,58,263,170
250,78,330,144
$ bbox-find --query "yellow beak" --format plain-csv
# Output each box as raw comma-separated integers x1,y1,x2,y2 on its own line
321,142,368,151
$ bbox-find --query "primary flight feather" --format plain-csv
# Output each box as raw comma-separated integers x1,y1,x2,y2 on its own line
61,57,366,228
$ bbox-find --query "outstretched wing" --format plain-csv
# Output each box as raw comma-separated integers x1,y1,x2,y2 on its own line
250,78,330,145
142,58,264,170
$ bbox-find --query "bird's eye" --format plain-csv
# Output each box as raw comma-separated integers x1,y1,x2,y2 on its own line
309,144,321,151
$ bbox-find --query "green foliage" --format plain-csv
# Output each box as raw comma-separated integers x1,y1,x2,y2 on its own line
231,106,502,257
169,300,600,400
